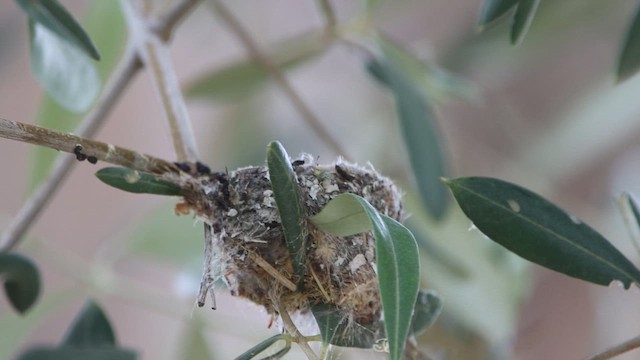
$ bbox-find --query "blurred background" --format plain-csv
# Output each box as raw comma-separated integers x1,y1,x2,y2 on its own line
2,0,640,359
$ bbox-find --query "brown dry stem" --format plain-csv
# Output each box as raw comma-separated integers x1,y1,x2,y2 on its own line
586,334,640,360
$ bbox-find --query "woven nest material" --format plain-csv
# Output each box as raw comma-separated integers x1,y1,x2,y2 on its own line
176,156,403,335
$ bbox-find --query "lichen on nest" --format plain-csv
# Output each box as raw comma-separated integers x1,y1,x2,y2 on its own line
176,154,403,337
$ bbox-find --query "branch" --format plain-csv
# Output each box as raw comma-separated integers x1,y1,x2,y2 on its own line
122,0,200,162
277,302,319,360
587,335,640,360
0,0,202,252
0,118,178,174
208,0,347,157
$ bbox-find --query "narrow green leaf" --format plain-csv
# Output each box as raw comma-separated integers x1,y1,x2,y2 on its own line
266,141,307,287
444,177,640,288
16,0,100,60
617,4,640,81
376,36,479,103
95,167,183,196
30,0,126,190
410,290,442,336
617,192,640,258
310,193,419,360
510,0,540,45
308,194,371,236
28,20,101,113
18,346,136,360
310,303,379,348
234,334,289,360
366,58,449,220
186,31,329,102
0,253,41,314
63,301,116,347
477,0,520,28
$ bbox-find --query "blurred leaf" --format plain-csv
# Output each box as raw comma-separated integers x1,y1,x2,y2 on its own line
444,177,640,288
377,36,479,103
28,20,101,113
477,0,519,27
266,141,307,287
95,167,183,196
618,4,640,81
18,346,136,360
511,0,540,45
366,57,449,220
30,0,126,190
311,303,379,348
310,193,419,360
63,301,115,347
0,253,41,314
177,320,214,360
410,290,442,336
234,334,289,360
0,289,77,359
617,192,640,258
186,31,330,102
16,0,100,60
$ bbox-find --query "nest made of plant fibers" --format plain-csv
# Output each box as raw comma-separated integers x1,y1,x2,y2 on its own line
177,155,403,332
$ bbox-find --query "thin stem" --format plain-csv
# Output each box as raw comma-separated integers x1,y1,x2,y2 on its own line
208,0,347,157
0,119,178,174
122,0,200,162
152,0,202,41
0,0,202,253
277,302,319,360
0,48,140,253
586,335,640,360
316,0,337,31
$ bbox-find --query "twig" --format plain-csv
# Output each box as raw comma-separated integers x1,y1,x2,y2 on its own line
315,0,337,31
151,0,202,41
0,48,140,253
277,302,319,360
586,335,640,360
0,0,202,253
0,119,178,174
208,0,347,157
249,251,297,292
121,0,200,162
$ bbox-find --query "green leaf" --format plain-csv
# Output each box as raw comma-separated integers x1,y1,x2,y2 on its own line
0,253,41,314
30,0,126,190
266,141,307,287
308,194,371,236
376,36,479,103
444,177,640,288
16,0,100,60
234,334,290,360
95,167,183,196
18,346,136,360
366,57,449,220
310,193,419,360
477,0,520,28
28,20,101,113
618,4,640,81
510,0,540,45
186,31,329,102
617,192,640,258
410,290,442,336
63,301,116,347
310,303,379,348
